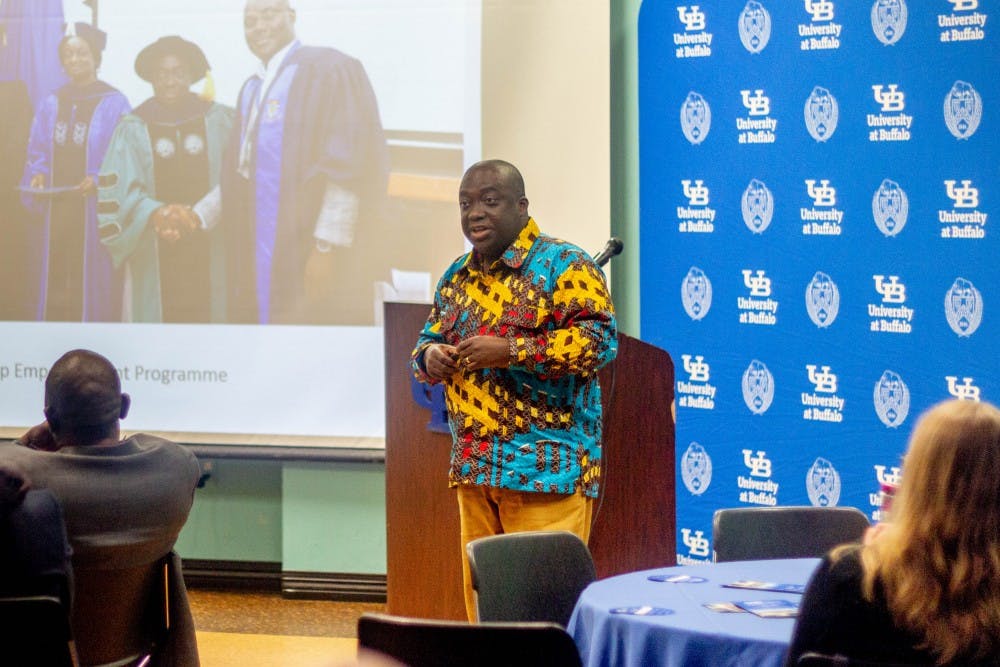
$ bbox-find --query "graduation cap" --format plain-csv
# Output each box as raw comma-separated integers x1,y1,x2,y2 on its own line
134,35,210,84
63,22,107,63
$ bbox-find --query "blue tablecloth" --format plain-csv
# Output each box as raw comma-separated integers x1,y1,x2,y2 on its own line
567,558,820,667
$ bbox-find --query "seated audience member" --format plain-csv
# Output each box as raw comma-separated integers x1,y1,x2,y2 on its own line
786,399,1000,666
0,349,202,666
0,462,72,605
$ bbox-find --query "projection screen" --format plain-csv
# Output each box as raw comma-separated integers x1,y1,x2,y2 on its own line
0,0,610,450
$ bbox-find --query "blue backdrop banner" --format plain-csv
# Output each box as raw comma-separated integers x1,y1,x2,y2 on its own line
637,0,997,563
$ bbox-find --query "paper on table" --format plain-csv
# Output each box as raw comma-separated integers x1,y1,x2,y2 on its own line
609,606,675,616
703,601,744,613
733,599,799,618
722,580,806,594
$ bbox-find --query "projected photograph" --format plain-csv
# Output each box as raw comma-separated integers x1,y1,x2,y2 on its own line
0,0,479,444
1,0,474,327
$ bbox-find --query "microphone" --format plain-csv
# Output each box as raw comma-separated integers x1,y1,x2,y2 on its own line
593,237,624,267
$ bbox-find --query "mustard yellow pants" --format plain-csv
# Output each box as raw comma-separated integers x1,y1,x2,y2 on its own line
456,484,594,622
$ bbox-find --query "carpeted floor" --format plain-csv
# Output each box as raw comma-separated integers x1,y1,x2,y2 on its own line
188,588,386,638
188,589,387,666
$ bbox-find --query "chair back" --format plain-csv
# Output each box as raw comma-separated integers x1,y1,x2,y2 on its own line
797,652,931,667
0,594,77,666
713,506,869,562
357,612,582,667
71,557,169,667
466,530,596,626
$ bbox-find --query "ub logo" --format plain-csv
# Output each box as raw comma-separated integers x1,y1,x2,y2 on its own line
805,0,835,22
54,121,68,146
682,179,710,206
72,122,88,146
738,1,772,54
742,270,771,297
944,278,983,337
871,0,907,46
680,91,712,145
154,137,176,159
873,370,910,428
742,360,775,415
681,442,713,495
872,84,905,112
805,271,840,328
807,364,837,393
948,0,978,10
183,134,205,156
873,275,906,304
681,267,713,321
804,86,839,142
946,376,981,402
945,180,979,208
681,528,710,558
874,465,901,487
943,81,982,140
682,354,710,383
741,89,770,116
742,450,772,478
806,458,841,507
677,6,707,31
741,179,773,234
806,179,836,207
872,179,909,237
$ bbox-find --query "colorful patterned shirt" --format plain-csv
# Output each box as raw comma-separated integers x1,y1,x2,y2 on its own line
412,218,617,497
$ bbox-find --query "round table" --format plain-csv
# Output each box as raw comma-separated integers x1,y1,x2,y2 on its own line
567,558,820,667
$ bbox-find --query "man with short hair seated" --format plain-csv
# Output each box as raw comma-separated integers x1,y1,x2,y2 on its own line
0,349,201,666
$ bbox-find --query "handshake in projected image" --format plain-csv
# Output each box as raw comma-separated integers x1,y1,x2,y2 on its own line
148,204,202,245
3,0,397,327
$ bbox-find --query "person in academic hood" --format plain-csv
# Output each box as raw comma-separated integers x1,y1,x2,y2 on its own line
98,35,234,323
22,22,130,322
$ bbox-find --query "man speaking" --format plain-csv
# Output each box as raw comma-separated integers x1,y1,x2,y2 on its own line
411,159,617,621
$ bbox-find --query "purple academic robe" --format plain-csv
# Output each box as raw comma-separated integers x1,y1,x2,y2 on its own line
22,82,130,321
222,43,388,325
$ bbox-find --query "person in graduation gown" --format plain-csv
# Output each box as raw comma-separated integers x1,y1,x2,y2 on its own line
98,36,233,323
222,0,389,325
22,23,130,322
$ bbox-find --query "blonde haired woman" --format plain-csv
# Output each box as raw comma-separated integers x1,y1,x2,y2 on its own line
786,399,1000,666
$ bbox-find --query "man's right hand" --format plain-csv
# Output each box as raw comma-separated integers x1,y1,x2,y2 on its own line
29,173,46,190
424,343,460,380
20,422,59,451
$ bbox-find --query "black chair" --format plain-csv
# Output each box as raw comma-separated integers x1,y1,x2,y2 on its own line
797,652,930,667
466,530,596,626
0,594,77,666
712,506,869,562
71,556,171,667
357,612,582,667
0,487,76,665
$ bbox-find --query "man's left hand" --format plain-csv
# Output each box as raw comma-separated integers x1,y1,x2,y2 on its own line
20,422,59,451
455,336,510,371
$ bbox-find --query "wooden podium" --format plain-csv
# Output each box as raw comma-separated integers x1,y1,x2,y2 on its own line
384,302,675,620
